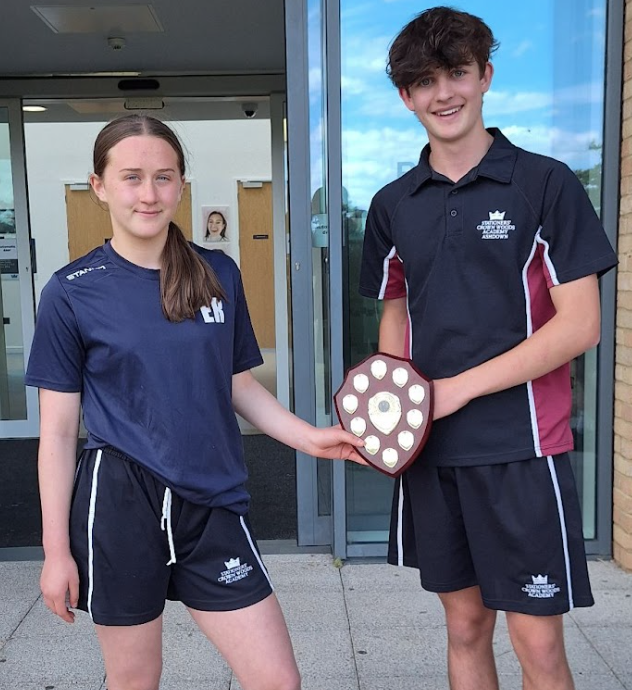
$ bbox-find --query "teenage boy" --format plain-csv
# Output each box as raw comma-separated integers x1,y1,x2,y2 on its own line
359,7,617,690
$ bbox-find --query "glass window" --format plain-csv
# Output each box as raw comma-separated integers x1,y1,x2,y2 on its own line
0,108,27,421
341,0,608,545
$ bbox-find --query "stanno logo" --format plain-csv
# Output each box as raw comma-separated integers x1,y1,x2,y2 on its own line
218,556,253,585
476,210,516,240
522,573,561,598
66,265,107,281
200,298,225,324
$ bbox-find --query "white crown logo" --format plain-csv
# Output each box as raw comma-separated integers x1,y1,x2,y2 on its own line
225,557,241,570
531,574,548,585
489,210,506,221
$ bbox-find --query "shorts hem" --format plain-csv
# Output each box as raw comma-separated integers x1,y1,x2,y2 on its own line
481,595,595,616
80,605,166,627
420,579,479,594
179,583,274,612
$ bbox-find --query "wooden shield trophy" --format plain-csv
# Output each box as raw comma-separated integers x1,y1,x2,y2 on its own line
334,353,433,477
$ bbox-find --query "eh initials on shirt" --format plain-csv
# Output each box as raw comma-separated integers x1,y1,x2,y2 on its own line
200,298,225,324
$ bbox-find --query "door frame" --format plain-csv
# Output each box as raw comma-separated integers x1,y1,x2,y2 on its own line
0,98,39,438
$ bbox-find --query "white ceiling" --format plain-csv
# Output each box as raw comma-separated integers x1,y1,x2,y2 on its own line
0,1,286,76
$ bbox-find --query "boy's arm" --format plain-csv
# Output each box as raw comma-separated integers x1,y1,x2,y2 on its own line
432,274,600,420
378,297,408,358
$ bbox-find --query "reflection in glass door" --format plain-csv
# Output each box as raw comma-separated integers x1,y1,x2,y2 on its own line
0,101,37,436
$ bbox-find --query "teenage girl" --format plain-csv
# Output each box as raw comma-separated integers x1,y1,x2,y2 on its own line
26,114,364,690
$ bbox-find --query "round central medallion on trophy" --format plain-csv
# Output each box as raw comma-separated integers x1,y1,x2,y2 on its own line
368,391,401,435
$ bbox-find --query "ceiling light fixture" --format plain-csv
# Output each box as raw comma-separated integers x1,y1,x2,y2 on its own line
22,105,47,112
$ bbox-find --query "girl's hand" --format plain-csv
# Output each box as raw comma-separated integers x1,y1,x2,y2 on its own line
40,552,79,623
303,425,367,465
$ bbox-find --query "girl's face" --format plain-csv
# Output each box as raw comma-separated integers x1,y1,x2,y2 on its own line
90,135,184,245
207,213,226,236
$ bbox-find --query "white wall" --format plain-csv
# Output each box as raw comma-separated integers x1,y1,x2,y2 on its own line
24,119,272,302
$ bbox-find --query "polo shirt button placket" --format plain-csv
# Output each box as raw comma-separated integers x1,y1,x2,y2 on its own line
447,192,463,236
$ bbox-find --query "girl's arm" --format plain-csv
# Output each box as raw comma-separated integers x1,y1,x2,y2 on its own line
38,389,81,623
232,371,365,463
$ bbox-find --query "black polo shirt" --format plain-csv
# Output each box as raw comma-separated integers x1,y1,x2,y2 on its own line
359,128,617,467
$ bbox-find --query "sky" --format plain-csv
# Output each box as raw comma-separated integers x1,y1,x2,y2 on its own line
309,0,607,210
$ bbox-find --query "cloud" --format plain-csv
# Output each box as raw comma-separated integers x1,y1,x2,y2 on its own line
485,89,552,116
337,126,426,209
484,81,603,118
341,75,368,97
511,40,533,58
500,125,602,169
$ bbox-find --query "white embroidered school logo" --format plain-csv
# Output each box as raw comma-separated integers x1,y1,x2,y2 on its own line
522,574,561,598
66,265,107,281
476,210,516,240
218,556,253,584
200,298,225,323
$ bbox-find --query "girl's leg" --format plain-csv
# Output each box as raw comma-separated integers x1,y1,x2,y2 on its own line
95,616,163,690
188,593,300,690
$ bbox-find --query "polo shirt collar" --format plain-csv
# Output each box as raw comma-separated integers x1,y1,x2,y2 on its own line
409,127,518,194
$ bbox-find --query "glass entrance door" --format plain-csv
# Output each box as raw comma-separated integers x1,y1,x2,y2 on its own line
0,100,38,436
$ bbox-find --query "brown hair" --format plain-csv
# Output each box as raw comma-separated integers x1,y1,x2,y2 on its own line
387,6,499,91
93,114,226,322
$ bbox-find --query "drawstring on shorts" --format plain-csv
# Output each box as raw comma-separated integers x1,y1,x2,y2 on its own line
160,487,177,565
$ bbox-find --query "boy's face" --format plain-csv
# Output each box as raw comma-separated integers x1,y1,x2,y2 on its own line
399,62,493,147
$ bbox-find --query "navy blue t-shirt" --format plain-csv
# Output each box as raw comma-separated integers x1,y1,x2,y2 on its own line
26,241,263,511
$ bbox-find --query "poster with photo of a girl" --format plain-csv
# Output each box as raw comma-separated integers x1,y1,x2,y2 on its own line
202,206,230,244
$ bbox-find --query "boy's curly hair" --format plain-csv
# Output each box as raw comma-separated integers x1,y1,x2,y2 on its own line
387,6,499,91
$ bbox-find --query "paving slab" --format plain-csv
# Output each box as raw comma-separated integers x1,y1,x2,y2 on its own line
265,553,345,591
340,562,422,591
275,589,349,631
290,628,356,678
0,632,104,687
578,625,632,677
344,587,446,630
10,598,95,639
352,627,448,681
569,588,632,627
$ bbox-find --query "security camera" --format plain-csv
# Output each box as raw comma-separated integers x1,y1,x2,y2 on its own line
241,102,258,119
107,37,126,50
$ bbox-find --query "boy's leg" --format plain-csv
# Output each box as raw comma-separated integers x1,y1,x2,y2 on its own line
95,617,163,690
505,612,574,690
389,467,500,689
438,587,499,690
454,455,592,689
189,594,300,690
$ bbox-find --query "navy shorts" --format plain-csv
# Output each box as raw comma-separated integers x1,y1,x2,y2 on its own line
69,447,274,626
388,454,594,615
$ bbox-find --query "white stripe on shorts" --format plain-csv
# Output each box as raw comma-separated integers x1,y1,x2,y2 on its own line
546,455,574,609
239,516,273,590
397,478,404,567
87,449,103,620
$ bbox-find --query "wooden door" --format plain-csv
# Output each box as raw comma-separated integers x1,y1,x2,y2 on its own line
237,182,275,349
65,183,192,262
